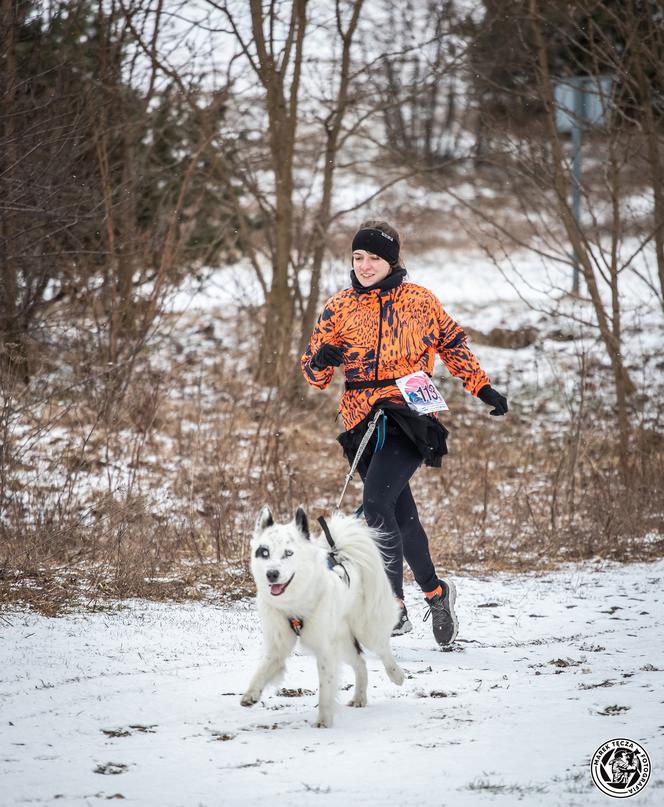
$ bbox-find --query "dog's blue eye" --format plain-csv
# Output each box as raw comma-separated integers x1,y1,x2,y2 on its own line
283,549,293,558
255,546,270,559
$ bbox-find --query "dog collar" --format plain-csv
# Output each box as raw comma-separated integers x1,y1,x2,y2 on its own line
288,616,304,636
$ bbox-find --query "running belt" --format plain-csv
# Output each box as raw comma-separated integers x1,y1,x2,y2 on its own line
344,378,399,391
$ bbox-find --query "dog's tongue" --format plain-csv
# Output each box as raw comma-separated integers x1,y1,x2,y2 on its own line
270,582,287,596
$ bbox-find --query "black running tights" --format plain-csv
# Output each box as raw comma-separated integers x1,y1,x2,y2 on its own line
358,430,439,601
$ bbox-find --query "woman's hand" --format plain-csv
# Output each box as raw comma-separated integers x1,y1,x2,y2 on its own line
311,344,345,371
478,385,508,416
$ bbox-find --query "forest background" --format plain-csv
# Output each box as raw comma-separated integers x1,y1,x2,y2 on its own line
1,0,663,612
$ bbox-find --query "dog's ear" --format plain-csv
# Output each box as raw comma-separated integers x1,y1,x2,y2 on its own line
295,506,309,540
255,505,274,533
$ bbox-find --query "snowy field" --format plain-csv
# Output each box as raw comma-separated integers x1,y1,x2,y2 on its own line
2,560,663,806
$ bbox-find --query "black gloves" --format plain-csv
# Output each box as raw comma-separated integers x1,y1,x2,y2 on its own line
311,343,344,371
478,385,509,416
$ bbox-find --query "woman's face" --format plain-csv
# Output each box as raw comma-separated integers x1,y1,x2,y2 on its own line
352,250,392,287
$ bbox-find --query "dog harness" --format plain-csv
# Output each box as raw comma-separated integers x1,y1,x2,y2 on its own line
318,516,351,587
285,517,351,637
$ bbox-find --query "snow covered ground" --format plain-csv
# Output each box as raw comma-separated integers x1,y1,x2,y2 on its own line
2,560,663,806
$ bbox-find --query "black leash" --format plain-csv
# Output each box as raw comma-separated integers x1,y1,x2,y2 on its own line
318,515,335,550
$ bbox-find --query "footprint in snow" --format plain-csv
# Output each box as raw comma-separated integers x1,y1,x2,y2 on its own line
597,704,631,716
277,687,315,697
578,680,616,690
94,762,129,775
102,724,157,737
209,731,236,741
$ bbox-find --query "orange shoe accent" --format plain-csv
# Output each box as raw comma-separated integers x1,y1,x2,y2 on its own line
396,598,405,608
424,584,443,600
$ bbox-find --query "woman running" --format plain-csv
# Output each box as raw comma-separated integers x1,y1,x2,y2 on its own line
301,220,508,646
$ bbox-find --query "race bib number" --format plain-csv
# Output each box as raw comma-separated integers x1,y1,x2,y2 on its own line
395,371,449,414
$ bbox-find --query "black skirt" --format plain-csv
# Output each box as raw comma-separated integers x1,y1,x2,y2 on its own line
337,399,449,469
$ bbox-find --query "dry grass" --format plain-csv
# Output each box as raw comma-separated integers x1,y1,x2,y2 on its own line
1,292,663,616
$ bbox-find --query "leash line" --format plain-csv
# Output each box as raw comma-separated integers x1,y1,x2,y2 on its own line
336,408,384,510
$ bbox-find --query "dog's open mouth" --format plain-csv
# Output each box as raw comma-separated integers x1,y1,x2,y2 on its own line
269,574,294,596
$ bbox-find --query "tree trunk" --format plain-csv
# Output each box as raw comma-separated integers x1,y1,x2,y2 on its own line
633,23,664,311
252,0,307,386
608,133,630,480
0,0,28,381
293,0,364,395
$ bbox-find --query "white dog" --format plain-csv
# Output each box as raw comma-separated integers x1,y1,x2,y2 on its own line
241,505,405,727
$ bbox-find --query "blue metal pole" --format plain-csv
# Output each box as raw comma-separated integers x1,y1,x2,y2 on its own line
571,81,583,295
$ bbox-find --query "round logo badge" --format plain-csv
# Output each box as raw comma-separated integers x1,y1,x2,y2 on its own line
591,738,651,798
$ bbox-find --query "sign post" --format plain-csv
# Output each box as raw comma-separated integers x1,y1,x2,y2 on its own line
553,75,614,294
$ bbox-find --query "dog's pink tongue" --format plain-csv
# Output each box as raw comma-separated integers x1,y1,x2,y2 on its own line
270,582,286,596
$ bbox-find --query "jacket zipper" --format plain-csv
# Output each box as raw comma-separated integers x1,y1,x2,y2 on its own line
375,294,384,380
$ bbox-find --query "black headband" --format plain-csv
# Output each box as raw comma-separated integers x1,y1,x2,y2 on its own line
351,228,400,266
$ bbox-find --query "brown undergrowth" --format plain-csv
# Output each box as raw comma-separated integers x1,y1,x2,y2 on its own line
1,301,662,616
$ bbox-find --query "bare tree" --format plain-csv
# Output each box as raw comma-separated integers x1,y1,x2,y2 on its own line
1,0,26,380
611,0,664,309
373,0,466,167
203,0,452,390
528,0,634,475
440,0,661,480
294,0,364,359
203,0,307,385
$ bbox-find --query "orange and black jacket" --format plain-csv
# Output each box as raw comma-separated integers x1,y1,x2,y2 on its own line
301,270,490,431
